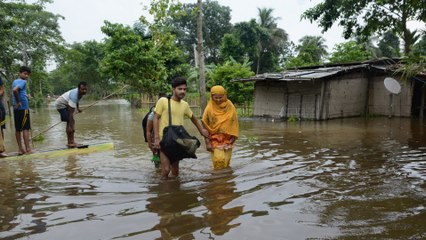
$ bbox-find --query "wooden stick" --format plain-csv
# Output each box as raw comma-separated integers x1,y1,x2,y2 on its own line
31,86,128,141
78,86,127,111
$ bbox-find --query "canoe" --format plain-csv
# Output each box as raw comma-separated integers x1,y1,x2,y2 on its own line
2,142,114,160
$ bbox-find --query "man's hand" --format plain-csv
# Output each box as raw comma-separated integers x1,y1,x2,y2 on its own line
201,128,210,139
153,137,161,150
14,102,21,109
148,141,156,153
205,141,212,152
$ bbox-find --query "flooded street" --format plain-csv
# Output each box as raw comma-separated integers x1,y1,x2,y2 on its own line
0,100,425,239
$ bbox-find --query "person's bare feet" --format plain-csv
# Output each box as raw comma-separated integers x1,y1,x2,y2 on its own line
18,149,25,155
67,143,87,148
0,152,8,157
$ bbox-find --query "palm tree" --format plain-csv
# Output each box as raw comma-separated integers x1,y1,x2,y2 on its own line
296,36,328,65
353,35,380,59
256,8,288,73
378,31,401,58
258,8,280,29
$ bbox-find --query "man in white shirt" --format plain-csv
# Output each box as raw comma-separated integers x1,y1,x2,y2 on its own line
55,82,88,148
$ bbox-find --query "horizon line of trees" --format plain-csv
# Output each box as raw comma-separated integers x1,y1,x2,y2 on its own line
0,0,425,107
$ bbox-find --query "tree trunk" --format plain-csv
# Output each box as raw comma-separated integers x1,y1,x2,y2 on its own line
401,7,411,55
420,86,425,119
197,0,206,117
403,28,411,55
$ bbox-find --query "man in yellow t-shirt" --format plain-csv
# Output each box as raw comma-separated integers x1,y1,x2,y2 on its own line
153,77,209,180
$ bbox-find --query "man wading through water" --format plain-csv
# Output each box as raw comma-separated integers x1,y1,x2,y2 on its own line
153,77,209,180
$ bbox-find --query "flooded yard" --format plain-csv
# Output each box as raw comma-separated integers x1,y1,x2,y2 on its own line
0,100,425,239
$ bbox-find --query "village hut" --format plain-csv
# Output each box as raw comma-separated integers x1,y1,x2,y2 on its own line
236,59,426,120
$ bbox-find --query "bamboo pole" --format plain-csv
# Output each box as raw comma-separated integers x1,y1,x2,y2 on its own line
196,0,207,116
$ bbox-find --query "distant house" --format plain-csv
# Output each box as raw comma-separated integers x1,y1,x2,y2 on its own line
236,59,426,120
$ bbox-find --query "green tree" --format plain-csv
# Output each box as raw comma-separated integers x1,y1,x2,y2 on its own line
378,31,401,58
284,35,327,68
302,0,425,55
283,55,307,69
396,55,426,81
328,41,372,64
101,0,189,105
256,7,289,73
220,33,245,63
100,21,167,98
49,41,114,97
258,7,280,29
207,58,255,105
296,36,328,64
220,20,263,67
167,0,232,64
0,0,63,82
411,33,426,57
396,33,425,82
354,35,381,59
221,8,288,74
187,63,216,91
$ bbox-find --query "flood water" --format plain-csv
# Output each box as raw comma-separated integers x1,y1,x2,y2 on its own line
0,99,425,240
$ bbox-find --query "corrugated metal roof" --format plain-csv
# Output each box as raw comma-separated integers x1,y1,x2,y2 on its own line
236,64,369,82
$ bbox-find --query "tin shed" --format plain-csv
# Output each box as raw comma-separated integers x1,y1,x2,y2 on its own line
237,60,419,120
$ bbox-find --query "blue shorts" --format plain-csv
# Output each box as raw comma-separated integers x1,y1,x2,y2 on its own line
13,109,31,131
57,108,70,122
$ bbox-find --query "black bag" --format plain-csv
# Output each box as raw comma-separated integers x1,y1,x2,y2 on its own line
160,96,201,163
142,106,155,142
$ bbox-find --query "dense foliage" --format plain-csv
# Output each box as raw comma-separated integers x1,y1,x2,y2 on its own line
220,8,288,74
48,40,116,99
284,36,328,68
0,0,63,106
100,0,190,103
378,31,401,58
0,0,423,108
328,41,372,64
167,0,232,64
302,0,425,54
207,58,254,105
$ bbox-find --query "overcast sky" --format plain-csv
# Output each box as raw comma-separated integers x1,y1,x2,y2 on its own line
43,0,425,50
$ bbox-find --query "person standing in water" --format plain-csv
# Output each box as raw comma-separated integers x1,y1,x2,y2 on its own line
145,92,167,168
11,66,32,155
202,85,239,169
0,76,7,157
153,77,209,179
55,81,88,148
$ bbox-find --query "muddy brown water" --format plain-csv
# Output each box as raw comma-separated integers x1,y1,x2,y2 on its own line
0,100,425,239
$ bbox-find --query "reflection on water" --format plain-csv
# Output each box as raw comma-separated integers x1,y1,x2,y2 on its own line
201,170,243,236
146,180,203,239
0,100,425,239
